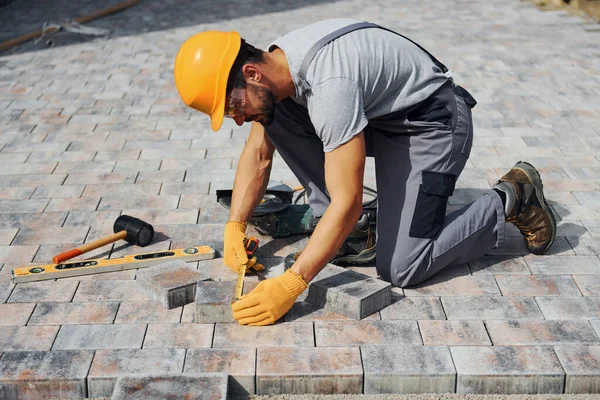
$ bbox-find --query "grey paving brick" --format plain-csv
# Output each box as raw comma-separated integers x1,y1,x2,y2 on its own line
0,186,35,200
405,275,500,296
573,276,600,296
213,322,314,348
419,320,491,346
470,256,531,275
0,174,66,187
304,264,391,319
362,345,455,394
0,245,39,265
11,226,89,245
0,350,93,400
185,348,255,395
63,210,121,227
8,281,78,303
82,183,161,197
29,302,119,325
124,140,191,150
315,320,421,346
496,275,582,296
442,296,543,320
53,323,146,350
0,281,14,302
257,347,362,395
115,300,181,324
380,295,447,320
0,303,34,325
195,280,259,323
73,280,148,302
30,185,85,199
0,162,57,176
537,297,600,319
0,229,17,245
113,159,160,173
121,208,199,225
98,194,179,210
64,172,137,185
525,255,600,274
135,169,185,183
136,259,208,309
111,373,228,400
143,323,213,349
0,326,59,351
87,348,186,398
283,301,380,322
452,346,565,394
54,160,116,174
487,320,599,345
0,199,49,213
567,237,600,256
554,345,600,394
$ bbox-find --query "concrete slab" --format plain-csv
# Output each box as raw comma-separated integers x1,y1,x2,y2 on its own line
486,320,599,345
143,323,213,349
87,348,185,398
257,347,362,395
315,320,421,346
419,320,492,346
442,296,543,320
380,295,446,320
0,350,94,400
362,345,455,394
28,302,119,325
451,346,565,394
554,345,600,394
136,259,208,309
185,348,256,395
213,322,314,348
52,324,146,350
111,373,228,400
304,264,391,319
195,280,258,323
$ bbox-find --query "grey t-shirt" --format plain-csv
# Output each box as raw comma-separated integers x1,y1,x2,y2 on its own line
269,19,450,152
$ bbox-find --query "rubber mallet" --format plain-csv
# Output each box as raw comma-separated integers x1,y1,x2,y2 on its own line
52,215,154,264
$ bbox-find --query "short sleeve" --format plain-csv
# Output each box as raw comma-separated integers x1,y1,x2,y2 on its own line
307,78,369,152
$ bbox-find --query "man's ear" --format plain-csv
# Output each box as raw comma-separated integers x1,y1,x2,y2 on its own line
242,64,261,82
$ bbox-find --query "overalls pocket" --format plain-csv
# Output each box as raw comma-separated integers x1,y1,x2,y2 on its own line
409,170,457,239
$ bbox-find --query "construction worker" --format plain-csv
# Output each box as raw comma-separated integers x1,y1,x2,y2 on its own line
174,19,556,326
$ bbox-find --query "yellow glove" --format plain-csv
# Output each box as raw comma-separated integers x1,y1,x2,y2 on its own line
224,221,264,274
232,269,308,326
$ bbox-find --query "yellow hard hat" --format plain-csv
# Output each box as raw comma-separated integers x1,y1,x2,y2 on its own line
174,30,241,132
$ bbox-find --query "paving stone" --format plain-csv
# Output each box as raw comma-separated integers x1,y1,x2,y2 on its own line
62,210,121,227
0,281,14,302
0,229,17,245
12,226,89,245
98,194,179,210
115,300,182,324
442,296,543,320
82,183,161,198
31,185,85,199
537,297,600,319
29,302,119,325
0,199,49,213
315,320,421,346
143,323,213,349
53,324,146,350
257,347,362,395
8,281,78,303
419,320,491,346
0,350,94,399
213,322,314,348
525,255,600,274
185,348,255,395
567,237,600,256
283,301,380,322
0,325,59,351
451,346,564,394
111,373,228,400
405,275,500,296
64,172,137,185
554,345,600,394
87,348,186,398
573,276,600,296
195,280,259,323
380,295,446,320
136,259,208,309
0,303,35,325
303,264,391,319
120,208,199,225
0,174,66,187
0,245,39,266
486,320,599,346
469,256,531,275
362,345,455,394
73,280,149,302
496,275,582,296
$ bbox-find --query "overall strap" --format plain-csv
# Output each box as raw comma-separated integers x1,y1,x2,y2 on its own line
298,21,451,96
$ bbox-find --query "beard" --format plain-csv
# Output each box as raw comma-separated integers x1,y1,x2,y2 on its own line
246,82,276,126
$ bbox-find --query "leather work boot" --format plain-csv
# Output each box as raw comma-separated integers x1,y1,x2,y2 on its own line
284,213,376,268
493,161,556,255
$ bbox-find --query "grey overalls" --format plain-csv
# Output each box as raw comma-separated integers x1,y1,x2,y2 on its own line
265,22,505,287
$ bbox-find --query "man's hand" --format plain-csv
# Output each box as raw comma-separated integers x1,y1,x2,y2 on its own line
232,269,308,326
224,221,264,274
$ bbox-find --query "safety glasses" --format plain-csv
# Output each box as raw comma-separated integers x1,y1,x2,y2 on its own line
224,73,246,119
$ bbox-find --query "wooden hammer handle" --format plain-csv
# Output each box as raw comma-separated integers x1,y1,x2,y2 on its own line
52,231,128,264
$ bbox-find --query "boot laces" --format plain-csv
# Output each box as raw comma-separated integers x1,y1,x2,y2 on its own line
506,215,537,242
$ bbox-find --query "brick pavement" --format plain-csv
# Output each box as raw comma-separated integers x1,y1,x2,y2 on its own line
0,0,599,397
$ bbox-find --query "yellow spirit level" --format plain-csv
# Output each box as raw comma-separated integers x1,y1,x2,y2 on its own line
11,246,216,283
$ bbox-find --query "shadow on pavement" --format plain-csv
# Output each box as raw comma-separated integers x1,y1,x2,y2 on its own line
0,0,341,55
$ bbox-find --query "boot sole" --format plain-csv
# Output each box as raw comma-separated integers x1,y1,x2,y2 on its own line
331,245,377,266
513,161,557,254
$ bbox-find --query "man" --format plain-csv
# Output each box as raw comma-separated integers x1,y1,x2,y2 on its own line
173,19,556,326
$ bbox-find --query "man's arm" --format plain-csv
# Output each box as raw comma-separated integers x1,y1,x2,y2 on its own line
228,121,276,222
291,132,366,281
